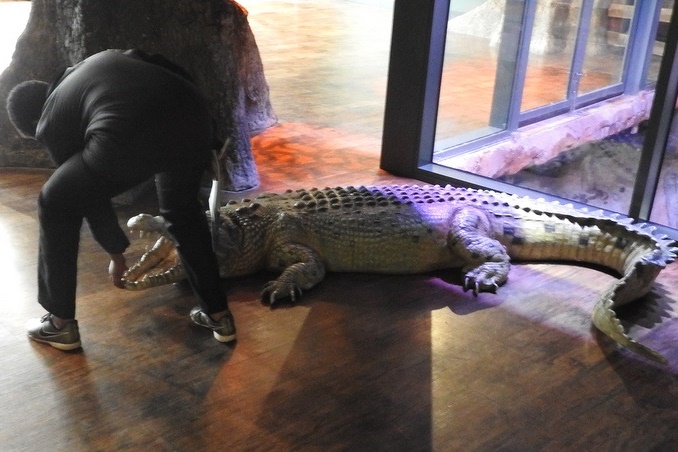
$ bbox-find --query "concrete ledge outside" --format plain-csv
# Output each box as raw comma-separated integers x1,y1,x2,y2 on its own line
439,90,655,178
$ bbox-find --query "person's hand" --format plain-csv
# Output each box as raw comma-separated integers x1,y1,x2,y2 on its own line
109,253,128,289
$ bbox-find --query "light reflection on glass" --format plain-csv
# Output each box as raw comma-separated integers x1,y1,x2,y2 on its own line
0,1,31,73
577,1,629,96
521,0,582,112
649,116,678,228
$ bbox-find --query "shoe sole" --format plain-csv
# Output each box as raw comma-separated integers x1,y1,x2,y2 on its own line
190,310,236,343
29,335,82,351
213,331,236,343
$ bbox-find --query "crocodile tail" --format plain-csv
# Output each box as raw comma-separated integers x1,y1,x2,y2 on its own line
492,193,677,363
587,220,677,363
591,261,667,364
587,222,676,363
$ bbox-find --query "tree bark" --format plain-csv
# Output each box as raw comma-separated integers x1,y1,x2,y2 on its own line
0,0,277,191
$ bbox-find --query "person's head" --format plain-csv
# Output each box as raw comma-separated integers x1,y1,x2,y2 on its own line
6,80,49,139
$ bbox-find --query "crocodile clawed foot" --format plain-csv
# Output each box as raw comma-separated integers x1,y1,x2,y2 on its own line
261,281,303,307
463,277,499,296
462,262,508,296
463,277,479,296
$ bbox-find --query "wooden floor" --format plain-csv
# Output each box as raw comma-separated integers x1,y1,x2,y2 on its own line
1,125,678,450
2,1,678,450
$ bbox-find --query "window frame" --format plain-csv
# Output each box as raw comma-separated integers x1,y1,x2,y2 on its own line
380,0,678,239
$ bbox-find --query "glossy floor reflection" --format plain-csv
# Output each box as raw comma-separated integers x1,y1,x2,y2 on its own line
1,1,678,449
1,122,678,449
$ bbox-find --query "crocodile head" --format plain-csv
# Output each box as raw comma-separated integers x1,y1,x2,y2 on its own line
122,209,260,290
123,214,185,290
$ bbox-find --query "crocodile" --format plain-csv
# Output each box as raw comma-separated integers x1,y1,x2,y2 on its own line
122,184,677,363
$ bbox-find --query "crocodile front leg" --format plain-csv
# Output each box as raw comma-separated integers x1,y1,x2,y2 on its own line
262,243,326,304
448,206,510,295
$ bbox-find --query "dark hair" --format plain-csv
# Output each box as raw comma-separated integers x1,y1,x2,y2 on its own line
6,80,49,139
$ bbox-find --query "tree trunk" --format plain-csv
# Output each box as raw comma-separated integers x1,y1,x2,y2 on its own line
0,0,277,191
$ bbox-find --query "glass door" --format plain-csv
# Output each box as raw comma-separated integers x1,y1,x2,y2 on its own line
434,1,524,152
430,0,667,215
381,0,678,237
433,1,654,162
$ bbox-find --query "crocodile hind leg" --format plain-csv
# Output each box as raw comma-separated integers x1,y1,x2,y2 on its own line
448,206,510,295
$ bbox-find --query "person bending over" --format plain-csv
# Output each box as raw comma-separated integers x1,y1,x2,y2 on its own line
6,49,235,350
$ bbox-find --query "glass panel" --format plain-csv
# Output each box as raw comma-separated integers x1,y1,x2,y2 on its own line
433,1,524,152
0,1,31,73
245,0,394,141
432,0,653,215
649,114,678,228
577,0,632,96
498,128,643,213
646,2,672,84
521,0,582,112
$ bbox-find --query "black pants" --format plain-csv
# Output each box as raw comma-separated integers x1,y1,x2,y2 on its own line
37,151,227,320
